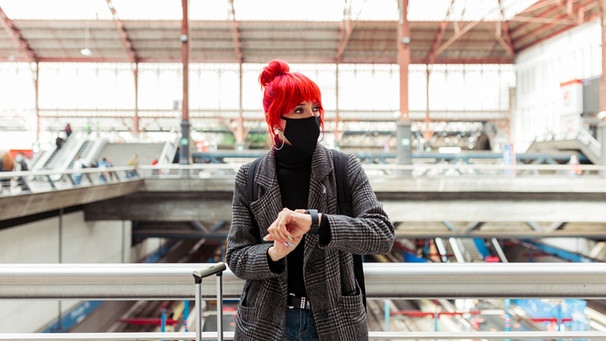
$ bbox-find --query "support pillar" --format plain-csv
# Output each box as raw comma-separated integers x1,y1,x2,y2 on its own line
235,63,246,150
396,0,412,174
396,120,413,170
132,63,140,135
601,0,606,117
32,62,40,145
600,0,606,176
599,121,606,177
179,0,191,169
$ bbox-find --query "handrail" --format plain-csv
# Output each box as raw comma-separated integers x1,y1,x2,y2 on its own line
0,330,604,340
0,165,139,194
1,263,605,300
143,162,606,174
0,166,137,180
3,162,606,183
1,263,605,340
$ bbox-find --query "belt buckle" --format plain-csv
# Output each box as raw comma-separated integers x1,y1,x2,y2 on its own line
288,293,296,309
287,293,310,310
299,296,307,309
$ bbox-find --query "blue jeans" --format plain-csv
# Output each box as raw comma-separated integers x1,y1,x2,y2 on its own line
283,308,318,341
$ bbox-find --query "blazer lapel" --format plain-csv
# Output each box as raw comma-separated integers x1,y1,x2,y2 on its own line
250,152,281,235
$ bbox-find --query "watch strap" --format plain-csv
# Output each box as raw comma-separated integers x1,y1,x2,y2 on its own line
305,209,320,234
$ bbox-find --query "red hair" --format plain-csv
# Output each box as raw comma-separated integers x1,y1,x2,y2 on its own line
258,59,324,141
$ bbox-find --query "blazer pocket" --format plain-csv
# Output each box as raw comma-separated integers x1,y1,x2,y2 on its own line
337,291,366,325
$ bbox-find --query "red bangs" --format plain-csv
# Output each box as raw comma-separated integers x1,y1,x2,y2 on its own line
277,72,323,111
264,72,324,133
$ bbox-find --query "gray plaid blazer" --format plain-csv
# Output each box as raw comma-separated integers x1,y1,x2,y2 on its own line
226,144,395,341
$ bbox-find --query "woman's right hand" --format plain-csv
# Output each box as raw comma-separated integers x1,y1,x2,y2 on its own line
265,234,302,261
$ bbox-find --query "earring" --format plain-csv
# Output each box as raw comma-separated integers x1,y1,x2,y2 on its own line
274,138,285,151
273,129,285,150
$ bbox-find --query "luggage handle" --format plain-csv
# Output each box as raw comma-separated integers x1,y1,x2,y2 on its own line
193,262,227,341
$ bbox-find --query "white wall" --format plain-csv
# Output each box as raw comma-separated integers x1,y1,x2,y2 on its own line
0,210,163,333
513,19,602,151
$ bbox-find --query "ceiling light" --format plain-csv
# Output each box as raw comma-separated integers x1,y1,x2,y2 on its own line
80,48,92,56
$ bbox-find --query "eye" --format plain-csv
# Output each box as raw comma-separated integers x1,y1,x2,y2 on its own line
294,107,305,114
312,106,320,113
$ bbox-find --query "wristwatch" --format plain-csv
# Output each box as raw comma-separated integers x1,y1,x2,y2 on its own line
305,209,319,234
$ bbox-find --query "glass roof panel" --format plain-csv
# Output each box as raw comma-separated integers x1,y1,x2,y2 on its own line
408,0,539,21
0,0,112,20
233,0,345,21
0,0,538,21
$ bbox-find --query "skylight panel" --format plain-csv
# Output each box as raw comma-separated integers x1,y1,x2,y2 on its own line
408,0,539,21
0,0,539,21
0,0,111,19
233,0,345,21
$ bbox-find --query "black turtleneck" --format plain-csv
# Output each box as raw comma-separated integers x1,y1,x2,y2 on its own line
275,144,311,298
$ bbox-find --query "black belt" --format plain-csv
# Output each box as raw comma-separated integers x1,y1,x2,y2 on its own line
287,294,311,310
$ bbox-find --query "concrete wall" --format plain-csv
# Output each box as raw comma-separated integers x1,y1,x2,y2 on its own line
0,210,164,333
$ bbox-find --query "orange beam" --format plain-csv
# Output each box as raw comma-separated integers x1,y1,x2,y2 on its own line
335,1,354,63
0,6,38,62
105,0,138,63
601,0,606,115
397,0,410,120
228,0,242,62
181,0,189,123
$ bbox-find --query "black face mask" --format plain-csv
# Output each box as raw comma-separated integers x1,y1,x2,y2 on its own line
280,116,320,155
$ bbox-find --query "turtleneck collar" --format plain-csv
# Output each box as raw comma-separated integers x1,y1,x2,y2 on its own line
275,143,312,168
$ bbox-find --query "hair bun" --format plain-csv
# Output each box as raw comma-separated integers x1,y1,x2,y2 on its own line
259,59,290,87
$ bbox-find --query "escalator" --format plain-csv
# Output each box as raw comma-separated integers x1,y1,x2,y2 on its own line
457,238,485,262
526,127,600,164
434,238,454,263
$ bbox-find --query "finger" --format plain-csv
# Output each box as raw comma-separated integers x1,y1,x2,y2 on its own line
273,214,294,241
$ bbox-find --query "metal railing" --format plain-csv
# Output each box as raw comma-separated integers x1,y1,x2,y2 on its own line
1,263,605,340
0,165,138,195
2,161,605,196
137,162,606,179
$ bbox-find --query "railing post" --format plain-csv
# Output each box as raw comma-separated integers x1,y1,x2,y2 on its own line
193,272,203,341
217,272,224,341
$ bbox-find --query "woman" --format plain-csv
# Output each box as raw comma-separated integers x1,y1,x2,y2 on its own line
226,59,395,340
1,152,15,193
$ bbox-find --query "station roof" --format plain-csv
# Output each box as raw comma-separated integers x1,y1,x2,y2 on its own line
0,0,601,65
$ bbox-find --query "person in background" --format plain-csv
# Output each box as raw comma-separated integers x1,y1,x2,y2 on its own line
474,131,492,151
55,135,65,149
0,152,15,194
226,59,395,340
568,154,582,177
151,159,160,176
64,123,72,139
72,155,85,185
85,121,92,135
105,157,115,181
15,152,31,192
97,157,110,183
126,154,138,178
